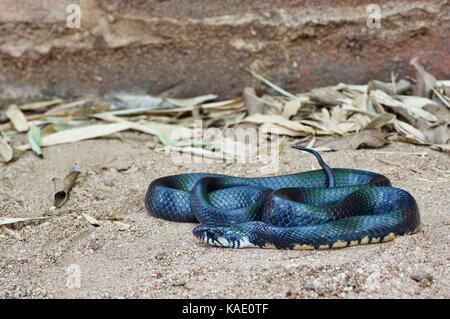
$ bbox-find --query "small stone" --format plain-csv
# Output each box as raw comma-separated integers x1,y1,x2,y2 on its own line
152,271,162,279
154,252,166,260
285,289,293,297
343,285,353,292
410,271,433,287
303,281,316,291
172,280,186,287
419,279,431,288
89,242,99,251
44,207,58,216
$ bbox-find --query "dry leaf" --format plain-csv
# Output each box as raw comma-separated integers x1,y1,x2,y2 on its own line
370,90,436,123
445,86,450,96
305,136,316,148
423,104,450,124
410,57,436,98
201,98,244,110
368,79,411,95
244,114,314,136
337,121,361,133
99,107,162,117
425,124,449,145
261,95,284,113
0,134,13,163
369,90,413,123
282,99,302,118
259,123,306,137
349,93,370,113
309,87,349,106
0,216,49,225
18,99,63,111
243,87,264,115
95,115,203,147
53,164,82,208
44,100,88,116
82,213,101,227
138,99,244,116
297,120,335,135
6,104,29,132
430,144,450,152
397,95,437,109
393,120,427,143
164,94,217,108
432,89,450,110
166,146,225,161
347,113,371,130
0,225,23,240
409,107,437,123
365,113,395,129
118,164,140,174
209,136,258,162
315,129,388,151
309,108,350,135
335,83,368,94
113,220,131,231
109,94,166,109
41,122,132,147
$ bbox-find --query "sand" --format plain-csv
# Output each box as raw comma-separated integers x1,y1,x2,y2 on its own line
0,133,449,298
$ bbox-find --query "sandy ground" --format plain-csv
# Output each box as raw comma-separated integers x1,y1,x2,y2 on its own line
0,133,449,299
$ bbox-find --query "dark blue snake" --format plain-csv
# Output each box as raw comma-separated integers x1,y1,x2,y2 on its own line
145,147,420,249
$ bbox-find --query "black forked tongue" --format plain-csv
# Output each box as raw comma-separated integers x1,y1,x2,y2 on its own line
291,146,336,188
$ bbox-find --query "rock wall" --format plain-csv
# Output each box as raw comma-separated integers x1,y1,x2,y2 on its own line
0,0,449,102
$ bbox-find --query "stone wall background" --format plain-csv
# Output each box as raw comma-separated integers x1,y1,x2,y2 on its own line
0,0,449,104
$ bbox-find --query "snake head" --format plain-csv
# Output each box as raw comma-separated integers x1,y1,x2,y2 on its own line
193,224,253,249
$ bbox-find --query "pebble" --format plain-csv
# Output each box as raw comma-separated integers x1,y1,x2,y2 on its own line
302,281,316,291
171,280,187,287
410,271,433,288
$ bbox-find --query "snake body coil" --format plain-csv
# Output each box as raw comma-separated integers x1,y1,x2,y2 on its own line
145,148,420,249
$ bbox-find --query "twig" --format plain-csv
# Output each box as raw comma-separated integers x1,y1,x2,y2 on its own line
373,151,428,156
245,68,298,100
377,158,401,166
432,89,450,109
412,176,450,183
0,225,22,240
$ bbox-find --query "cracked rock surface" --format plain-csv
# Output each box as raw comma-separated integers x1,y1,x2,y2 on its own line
0,0,449,103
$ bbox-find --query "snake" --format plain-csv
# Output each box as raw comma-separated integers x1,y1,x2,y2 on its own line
145,147,420,250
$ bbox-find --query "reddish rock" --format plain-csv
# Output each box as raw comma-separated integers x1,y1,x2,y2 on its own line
0,0,449,103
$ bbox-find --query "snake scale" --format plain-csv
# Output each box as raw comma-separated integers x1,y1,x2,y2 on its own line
145,147,420,250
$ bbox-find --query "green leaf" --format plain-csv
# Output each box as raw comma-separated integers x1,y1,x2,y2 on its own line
28,123,42,157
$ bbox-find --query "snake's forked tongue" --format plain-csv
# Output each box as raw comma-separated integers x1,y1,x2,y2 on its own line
291,146,335,188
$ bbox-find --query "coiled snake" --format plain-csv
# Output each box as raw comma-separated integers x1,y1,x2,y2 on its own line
145,147,420,249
